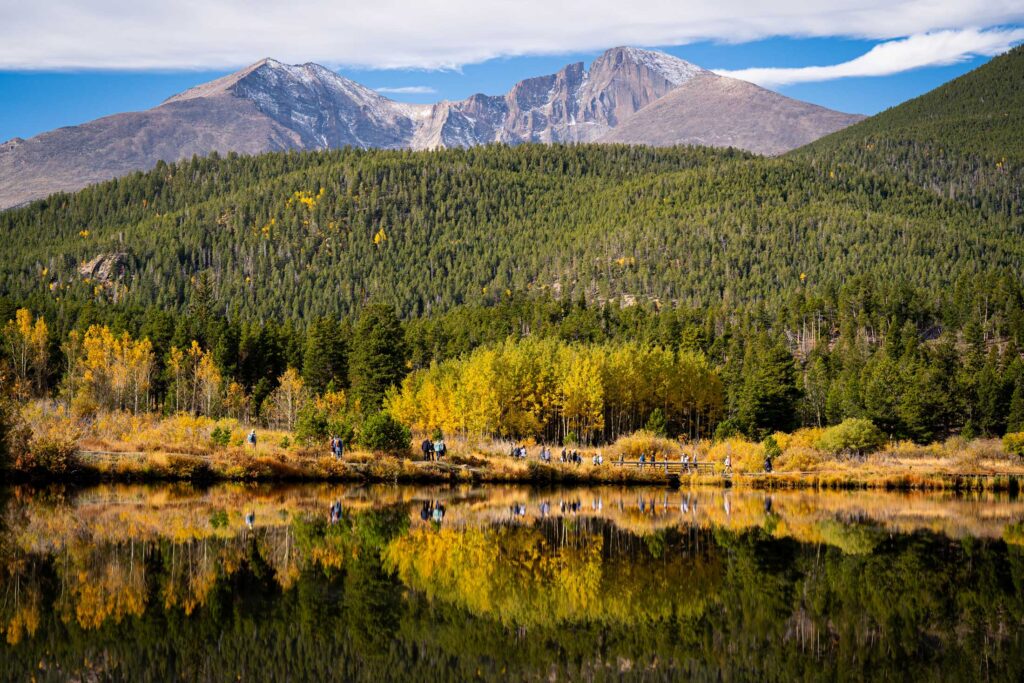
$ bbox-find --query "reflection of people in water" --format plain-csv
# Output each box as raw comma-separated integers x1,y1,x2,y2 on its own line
539,501,550,517
245,511,255,529
764,496,773,514
329,501,343,524
431,501,446,524
420,501,431,522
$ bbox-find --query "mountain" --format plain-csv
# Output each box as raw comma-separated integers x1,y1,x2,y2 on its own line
0,47,863,209
600,72,865,156
793,44,1024,215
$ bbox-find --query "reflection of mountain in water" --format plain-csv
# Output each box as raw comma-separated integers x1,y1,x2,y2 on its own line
1,484,1024,680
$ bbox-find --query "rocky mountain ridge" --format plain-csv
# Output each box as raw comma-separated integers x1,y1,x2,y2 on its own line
0,47,864,208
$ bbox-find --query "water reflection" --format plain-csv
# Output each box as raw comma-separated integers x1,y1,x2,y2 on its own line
1,483,1024,681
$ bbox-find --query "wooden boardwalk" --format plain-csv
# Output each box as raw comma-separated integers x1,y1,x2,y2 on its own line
613,460,721,476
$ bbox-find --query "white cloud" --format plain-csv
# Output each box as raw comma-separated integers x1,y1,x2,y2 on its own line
0,1,1022,70
374,85,437,94
717,28,1024,86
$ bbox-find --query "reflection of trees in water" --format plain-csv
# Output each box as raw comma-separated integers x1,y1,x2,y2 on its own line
2,495,1024,680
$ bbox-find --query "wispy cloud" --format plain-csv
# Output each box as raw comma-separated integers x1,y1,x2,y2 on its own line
716,28,1024,87
0,1,1022,70
374,85,437,94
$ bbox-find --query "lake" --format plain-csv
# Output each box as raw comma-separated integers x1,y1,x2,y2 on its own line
1,482,1023,681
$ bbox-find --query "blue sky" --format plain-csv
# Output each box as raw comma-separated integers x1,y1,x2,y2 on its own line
1,1,1022,142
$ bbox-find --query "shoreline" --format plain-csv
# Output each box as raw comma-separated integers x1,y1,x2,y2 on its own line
7,449,1024,492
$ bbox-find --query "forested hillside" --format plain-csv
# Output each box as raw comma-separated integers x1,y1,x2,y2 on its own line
3,80,1024,446
2,144,1021,322
794,45,1024,216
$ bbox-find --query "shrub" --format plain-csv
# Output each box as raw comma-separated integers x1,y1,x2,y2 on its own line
706,437,763,472
1003,432,1024,458
295,398,357,446
610,431,679,460
210,425,232,448
17,437,79,475
645,409,668,437
360,412,412,455
762,435,782,461
816,419,886,457
775,446,825,472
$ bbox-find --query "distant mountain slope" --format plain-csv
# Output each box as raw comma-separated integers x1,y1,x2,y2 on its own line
601,72,864,155
793,45,1024,215
2,145,1020,322
0,47,863,209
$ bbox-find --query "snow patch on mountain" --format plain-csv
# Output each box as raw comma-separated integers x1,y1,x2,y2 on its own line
619,47,706,85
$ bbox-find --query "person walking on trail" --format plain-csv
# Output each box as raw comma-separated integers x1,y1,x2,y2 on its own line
421,438,433,461
247,430,257,449
434,438,445,461
724,455,733,475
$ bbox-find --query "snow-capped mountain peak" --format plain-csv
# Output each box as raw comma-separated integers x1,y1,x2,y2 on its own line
616,47,706,85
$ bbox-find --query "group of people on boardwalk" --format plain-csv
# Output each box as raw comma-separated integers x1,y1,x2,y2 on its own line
422,437,447,461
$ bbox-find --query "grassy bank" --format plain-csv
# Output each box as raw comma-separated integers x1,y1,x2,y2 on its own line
5,406,1024,490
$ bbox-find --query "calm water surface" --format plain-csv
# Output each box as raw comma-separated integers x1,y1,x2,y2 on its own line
1,482,1024,681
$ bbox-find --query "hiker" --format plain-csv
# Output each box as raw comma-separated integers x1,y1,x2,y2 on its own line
560,448,567,463
247,429,257,449
434,438,444,461
650,453,656,467
764,455,773,473
724,455,732,475
639,453,646,469
422,438,433,461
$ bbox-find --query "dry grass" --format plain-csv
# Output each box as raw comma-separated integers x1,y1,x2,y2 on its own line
12,404,1024,489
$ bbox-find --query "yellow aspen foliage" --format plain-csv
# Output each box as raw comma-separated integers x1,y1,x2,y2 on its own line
63,325,155,415
386,337,722,443
262,367,307,431
2,309,49,399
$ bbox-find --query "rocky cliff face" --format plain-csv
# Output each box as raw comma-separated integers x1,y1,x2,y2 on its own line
0,47,863,208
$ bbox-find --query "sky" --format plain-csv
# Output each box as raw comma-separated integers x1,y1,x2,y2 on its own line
1,1,1022,142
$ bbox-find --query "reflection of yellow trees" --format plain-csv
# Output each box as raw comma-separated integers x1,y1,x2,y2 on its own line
0,559,43,645
57,543,147,630
383,524,718,627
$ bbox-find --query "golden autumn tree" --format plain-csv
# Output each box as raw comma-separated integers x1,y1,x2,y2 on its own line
262,367,307,431
3,309,49,400
63,325,155,415
165,341,221,416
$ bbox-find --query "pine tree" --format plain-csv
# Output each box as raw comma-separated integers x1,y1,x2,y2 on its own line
303,317,348,395
735,335,800,438
1008,376,1024,434
349,304,408,410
